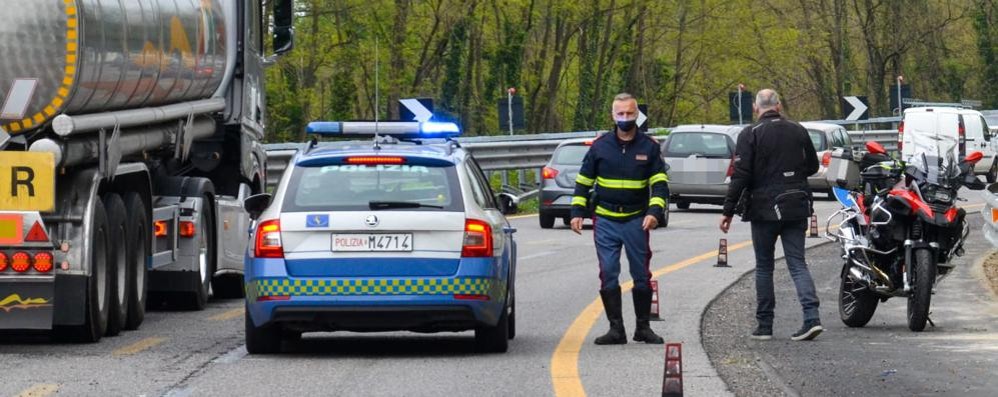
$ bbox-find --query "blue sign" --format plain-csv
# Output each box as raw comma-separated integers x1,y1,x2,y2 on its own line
306,214,329,228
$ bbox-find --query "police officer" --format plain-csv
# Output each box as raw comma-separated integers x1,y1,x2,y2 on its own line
571,93,668,345
719,89,823,341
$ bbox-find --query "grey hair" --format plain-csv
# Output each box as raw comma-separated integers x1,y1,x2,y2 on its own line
755,89,780,109
613,93,636,103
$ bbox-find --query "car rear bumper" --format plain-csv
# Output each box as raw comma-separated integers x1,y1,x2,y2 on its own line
669,183,728,203
245,257,507,331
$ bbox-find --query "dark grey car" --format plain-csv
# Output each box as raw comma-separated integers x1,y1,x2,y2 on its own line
538,138,592,228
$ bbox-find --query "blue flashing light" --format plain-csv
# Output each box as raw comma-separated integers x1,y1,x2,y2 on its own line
305,121,461,139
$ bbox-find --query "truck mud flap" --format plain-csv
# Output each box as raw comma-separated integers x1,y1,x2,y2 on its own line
1,280,56,330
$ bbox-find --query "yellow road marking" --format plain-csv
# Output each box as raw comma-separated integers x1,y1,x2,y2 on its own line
550,240,753,397
16,384,59,397
209,308,244,321
113,337,166,357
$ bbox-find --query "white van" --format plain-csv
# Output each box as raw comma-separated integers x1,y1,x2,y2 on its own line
899,107,997,182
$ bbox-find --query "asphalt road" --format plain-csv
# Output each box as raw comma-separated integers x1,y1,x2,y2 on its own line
703,216,998,396
3,195,986,397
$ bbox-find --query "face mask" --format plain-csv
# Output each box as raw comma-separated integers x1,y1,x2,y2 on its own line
616,119,637,132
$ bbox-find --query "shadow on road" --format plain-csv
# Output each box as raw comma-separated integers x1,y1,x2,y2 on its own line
279,333,495,357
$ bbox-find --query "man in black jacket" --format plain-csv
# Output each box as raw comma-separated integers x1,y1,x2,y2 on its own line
571,93,669,345
719,89,824,341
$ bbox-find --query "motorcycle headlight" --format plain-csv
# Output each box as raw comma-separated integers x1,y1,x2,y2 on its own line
925,187,954,203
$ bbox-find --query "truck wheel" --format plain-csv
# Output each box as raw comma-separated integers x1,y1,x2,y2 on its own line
186,195,217,310
103,194,132,336
55,198,111,343
123,192,149,330
212,274,245,299
245,304,281,354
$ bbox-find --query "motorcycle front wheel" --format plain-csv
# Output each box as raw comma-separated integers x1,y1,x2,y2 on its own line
839,264,879,327
907,248,936,332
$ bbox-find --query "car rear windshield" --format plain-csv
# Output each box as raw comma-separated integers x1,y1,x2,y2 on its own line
808,130,827,151
553,144,589,164
283,163,464,212
664,132,732,158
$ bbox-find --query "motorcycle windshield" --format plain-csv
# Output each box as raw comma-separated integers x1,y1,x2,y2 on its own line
906,132,961,188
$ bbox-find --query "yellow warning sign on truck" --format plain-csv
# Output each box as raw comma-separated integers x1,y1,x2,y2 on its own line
0,152,55,212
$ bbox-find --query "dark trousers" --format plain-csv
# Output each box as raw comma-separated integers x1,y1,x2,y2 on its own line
750,220,820,326
593,216,652,291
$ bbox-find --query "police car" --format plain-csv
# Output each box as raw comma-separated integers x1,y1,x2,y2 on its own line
242,121,517,354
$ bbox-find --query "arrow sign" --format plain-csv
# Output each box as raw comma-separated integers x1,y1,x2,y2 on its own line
637,104,648,132
841,96,869,121
399,98,433,122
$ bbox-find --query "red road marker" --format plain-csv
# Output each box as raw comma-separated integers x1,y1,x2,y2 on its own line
662,343,683,397
650,280,663,321
715,238,729,267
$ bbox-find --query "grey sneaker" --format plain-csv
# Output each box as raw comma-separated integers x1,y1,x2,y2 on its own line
750,326,772,341
791,320,823,341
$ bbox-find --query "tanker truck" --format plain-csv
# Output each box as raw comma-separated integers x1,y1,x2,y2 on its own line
0,0,294,342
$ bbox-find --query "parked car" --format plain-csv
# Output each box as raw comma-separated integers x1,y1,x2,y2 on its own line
801,122,856,196
662,125,743,209
899,107,998,182
539,138,594,228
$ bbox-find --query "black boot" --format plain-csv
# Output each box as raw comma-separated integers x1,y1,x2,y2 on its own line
632,288,664,344
594,287,627,345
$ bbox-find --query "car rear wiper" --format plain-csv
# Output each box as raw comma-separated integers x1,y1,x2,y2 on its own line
369,201,444,210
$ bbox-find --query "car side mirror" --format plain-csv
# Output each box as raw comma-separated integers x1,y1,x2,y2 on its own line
272,0,295,56
244,193,273,220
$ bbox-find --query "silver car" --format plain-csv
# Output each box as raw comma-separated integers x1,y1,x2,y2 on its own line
662,125,743,209
538,138,593,228
801,122,855,196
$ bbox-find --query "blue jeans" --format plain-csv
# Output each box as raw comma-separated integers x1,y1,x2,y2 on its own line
593,216,652,291
751,220,820,326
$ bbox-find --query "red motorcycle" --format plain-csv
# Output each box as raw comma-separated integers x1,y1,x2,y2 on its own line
828,140,985,331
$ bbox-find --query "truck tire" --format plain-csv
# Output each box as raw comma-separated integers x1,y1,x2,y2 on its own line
211,274,245,299
186,194,216,310
55,198,111,343
245,304,281,354
103,194,132,336
123,192,149,330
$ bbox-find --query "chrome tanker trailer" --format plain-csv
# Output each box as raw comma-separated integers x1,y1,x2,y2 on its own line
0,0,294,342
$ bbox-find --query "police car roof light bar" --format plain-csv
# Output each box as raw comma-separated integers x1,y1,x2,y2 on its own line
306,121,461,139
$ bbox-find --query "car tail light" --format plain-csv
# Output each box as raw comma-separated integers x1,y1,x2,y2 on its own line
0,252,8,272
542,166,559,179
254,219,284,258
822,152,832,167
11,252,30,273
898,121,905,152
154,221,168,238
345,156,406,165
33,252,53,273
461,219,493,258
179,221,196,238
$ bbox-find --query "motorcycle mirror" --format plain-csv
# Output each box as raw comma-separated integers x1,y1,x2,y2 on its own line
965,151,984,164
865,141,887,155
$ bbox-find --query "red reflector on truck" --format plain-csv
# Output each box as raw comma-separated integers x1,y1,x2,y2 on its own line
25,221,49,242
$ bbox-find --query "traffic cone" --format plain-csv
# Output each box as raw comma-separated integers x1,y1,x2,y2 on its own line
715,238,729,267
808,214,819,238
662,343,683,397
650,280,663,321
